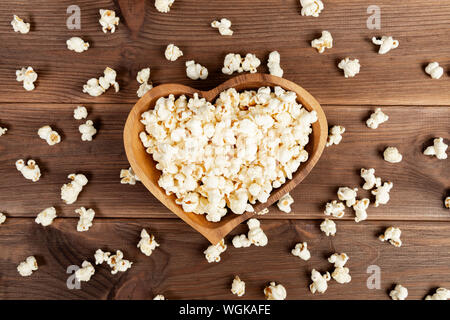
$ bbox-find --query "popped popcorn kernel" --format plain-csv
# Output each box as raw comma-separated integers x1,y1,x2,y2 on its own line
328,253,349,268
360,168,381,190
17,256,38,277
372,36,399,54
337,187,358,207
222,53,243,75
76,207,95,232
94,249,111,265
300,0,324,17
320,218,336,236
264,282,287,300
99,9,119,33
75,261,95,282
185,60,208,80
165,44,183,61
231,276,246,297
338,58,360,78
423,137,448,160
425,62,444,79
0,127,7,136
35,207,57,227
107,250,133,274
79,120,97,141
83,67,119,96
136,67,153,98
324,200,345,218
379,226,402,247
390,284,408,300
445,197,450,209
326,125,345,147
16,67,37,91
204,239,227,263
137,228,160,256
232,218,268,248
11,15,30,34
211,18,233,36
311,31,333,53
366,108,389,129
61,173,88,204
74,106,88,120
291,242,311,261
241,53,261,73
425,288,450,300
267,51,284,77
277,193,294,213
371,182,393,207
16,159,41,182
309,269,330,294
331,267,352,284
38,125,61,146
352,198,370,223
153,294,166,300
155,0,175,13
0,213,6,225
120,167,140,185
383,147,402,163
66,37,89,53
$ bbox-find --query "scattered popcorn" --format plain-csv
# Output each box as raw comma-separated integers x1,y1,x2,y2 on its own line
76,207,95,232
75,261,95,282
337,187,358,207
326,125,345,147
311,31,333,53
372,36,399,54
16,67,38,91
338,58,360,78
324,200,345,218
17,256,38,277
425,288,450,300
165,44,183,61
309,269,331,294
372,182,393,207
332,267,352,284
120,167,140,185
231,276,246,297
153,294,166,300
328,253,349,268
107,250,133,274
379,226,402,247
185,60,208,80
360,168,381,190
383,147,402,163
74,106,88,120
264,282,287,300
320,219,336,236
423,137,448,160
222,53,243,75
267,51,283,77
66,37,89,53
0,213,6,224
425,62,444,79
277,193,294,213
445,197,450,209
366,108,388,129
204,239,227,263
83,67,119,96
136,67,153,98
35,207,57,227
11,15,30,34
232,218,268,248
155,0,175,13
79,120,97,141
61,173,88,204
211,18,233,36
137,228,159,256
0,127,7,136
38,125,61,146
353,198,370,223
99,9,119,33
257,208,269,215
94,249,111,265
291,242,311,261
300,0,324,17
232,234,252,248
241,53,261,73
390,284,408,300
16,159,41,182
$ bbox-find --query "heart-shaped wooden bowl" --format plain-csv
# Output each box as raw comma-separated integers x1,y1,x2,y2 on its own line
124,73,327,244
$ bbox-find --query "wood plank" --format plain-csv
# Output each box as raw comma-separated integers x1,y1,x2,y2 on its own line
0,0,449,105
0,218,449,300
0,104,448,221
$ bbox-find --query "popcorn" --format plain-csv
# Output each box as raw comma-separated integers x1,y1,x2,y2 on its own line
366,108,388,129
379,226,402,247
185,60,208,80
309,269,331,294
94,249,110,265
38,125,61,146
383,147,402,163
204,239,227,263
211,18,233,36
311,31,333,53
324,200,345,218
66,37,89,53
338,58,360,78
232,234,252,248
17,256,38,277
107,250,133,274
241,53,261,73
16,67,37,91
83,67,119,96
99,9,119,33
11,15,30,34
267,51,283,77
425,288,450,300
264,282,287,300
75,261,95,282
277,193,294,213
390,284,408,300
120,167,140,185
320,219,336,236
136,67,153,98
153,294,166,300
423,137,448,160
445,197,450,209
372,36,399,54
291,242,311,261
0,127,7,136
371,182,393,207
300,0,324,17
61,173,88,204
257,208,269,215
360,168,381,190
326,125,345,147
337,187,358,207
328,253,349,268
79,120,97,141
0,213,6,224
231,276,246,297
76,207,95,232
16,159,41,182
74,106,88,120
35,207,57,227
331,267,351,284
222,53,243,75
137,228,159,256
165,44,183,61
155,0,175,13
425,62,444,79
232,218,268,248
353,198,370,223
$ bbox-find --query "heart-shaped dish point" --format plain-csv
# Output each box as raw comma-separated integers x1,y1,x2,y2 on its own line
124,73,327,244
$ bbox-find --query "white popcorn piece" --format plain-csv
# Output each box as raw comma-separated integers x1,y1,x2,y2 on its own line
372,182,393,207
0,213,6,225
137,228,160,256
324,200,345,218
204,239,227,263
66,37,89,53
153,294,166,300
17,256,38,277
277,193,294,213
75,261,95,282
0,127,7,136
231,276,246,297
332,267,352,284
241,53,261,73
267,51,284,77
94,249,111,265
11,15,30,34
379,226,402,247
353,198,370,223
257,208,269,215
136,67,153,98
222,53,243,75
165,44,183,61
337,187,358,207
35,207,57,227
291,242,311,261
76,207,95,232
38,125,61,146
372,36,399,54
264,282,287,300
16,67,38,91
233,218,268,248
120,167,140,185
232,234,252,248
74,106,88,120
366,108,389,129
338,58,360,78
383,147,402,163
79,120,97,141
83,67,119,96
309,269,331,294
300,0,324,17
360,168,381,190
107,250,133,274
99,9,119,33
328,253,349,268
16,159,41,182
82,79,104,97
185,60,208,80
311,31,333,53
211,18,233,36
425,288,450,300
423,137,448,160
425,62,444,79
320,219,336,236
61,173,88,204
155,0,175,13
326,125,345,147
445,197,450,209
390,284,408,300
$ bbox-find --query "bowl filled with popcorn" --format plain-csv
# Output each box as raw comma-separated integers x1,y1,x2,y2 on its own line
124,73,327,244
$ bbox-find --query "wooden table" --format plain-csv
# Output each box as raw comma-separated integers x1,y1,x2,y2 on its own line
0,0,449,300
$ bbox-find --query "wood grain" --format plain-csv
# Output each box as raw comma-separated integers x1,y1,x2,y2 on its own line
0,0,449,105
